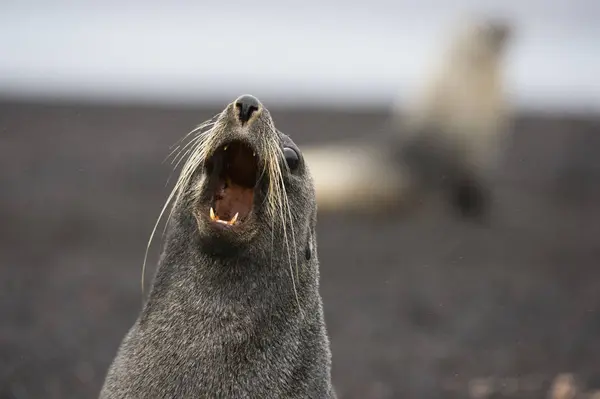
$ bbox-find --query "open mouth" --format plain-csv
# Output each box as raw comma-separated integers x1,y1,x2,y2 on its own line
205,140,259,227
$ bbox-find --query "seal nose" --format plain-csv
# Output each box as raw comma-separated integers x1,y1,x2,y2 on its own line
234,95,261,125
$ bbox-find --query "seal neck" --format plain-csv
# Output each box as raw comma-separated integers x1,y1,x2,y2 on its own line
144,216,313,311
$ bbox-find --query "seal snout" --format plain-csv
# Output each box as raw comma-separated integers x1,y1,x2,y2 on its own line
234,94,262,125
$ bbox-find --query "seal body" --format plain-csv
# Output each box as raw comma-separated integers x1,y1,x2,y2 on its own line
304,18,512,222
391,18,513,220
99,95,336,398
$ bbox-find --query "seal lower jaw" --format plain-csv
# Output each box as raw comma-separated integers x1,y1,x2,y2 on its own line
203,140,259,231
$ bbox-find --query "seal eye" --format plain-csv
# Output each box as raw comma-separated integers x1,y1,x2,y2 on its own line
283,147,300,171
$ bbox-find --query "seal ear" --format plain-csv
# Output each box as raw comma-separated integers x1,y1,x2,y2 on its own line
305,234,312,261
305,224,317,261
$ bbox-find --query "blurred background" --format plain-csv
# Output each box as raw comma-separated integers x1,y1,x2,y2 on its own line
1,1,599,398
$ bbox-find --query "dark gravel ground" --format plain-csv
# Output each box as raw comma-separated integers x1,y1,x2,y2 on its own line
1,99,600,399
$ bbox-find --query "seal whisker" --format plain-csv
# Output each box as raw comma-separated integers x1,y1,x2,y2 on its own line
277,146,301,293
141,118,223,296
269,124,301,289
279,169,301,312
170,119,218,164
163,118,218,190
264,140,302,312
170,133,204,167
165,117,218,165
164,137,202,189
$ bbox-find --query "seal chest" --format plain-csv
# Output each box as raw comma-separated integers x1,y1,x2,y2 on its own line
99,95,337,398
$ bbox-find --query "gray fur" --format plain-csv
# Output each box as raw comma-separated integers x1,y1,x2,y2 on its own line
99,96,336,398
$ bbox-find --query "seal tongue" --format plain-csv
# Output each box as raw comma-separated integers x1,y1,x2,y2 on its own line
213,178,254,222
211,141,257,224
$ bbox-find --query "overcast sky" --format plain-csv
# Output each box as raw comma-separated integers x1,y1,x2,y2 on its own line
1,1,599,112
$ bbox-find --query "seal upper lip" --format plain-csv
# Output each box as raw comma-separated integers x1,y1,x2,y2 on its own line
205,140,259,227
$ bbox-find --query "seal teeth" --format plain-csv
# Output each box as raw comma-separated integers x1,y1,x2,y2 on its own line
209,208,239,225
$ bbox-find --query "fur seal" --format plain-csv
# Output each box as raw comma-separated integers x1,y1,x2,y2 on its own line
394,17,513,220
304,18,513,221
99,95,337,398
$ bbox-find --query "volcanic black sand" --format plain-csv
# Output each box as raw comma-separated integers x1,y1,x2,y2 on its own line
1,100,600,399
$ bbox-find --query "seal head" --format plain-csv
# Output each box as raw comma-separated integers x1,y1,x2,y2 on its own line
182,94,312,256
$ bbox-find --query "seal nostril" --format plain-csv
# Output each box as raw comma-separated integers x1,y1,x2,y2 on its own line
234,94,261,124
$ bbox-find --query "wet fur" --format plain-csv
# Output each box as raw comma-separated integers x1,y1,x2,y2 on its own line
99,97,336,398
